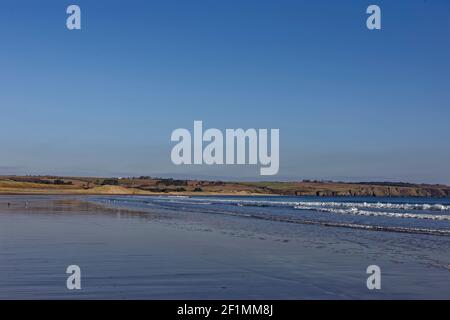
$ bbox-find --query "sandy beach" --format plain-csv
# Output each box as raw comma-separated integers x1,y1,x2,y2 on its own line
0,195,449,299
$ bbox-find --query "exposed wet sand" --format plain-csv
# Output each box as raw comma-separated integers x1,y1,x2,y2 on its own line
0,195,449,299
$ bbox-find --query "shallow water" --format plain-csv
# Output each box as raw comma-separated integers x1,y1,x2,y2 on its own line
0,195,449,299
98,195,450,236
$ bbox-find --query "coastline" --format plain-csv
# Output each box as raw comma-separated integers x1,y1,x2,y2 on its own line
1,176,450,198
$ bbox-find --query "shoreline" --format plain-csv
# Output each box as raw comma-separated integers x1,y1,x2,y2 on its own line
0,190,449,199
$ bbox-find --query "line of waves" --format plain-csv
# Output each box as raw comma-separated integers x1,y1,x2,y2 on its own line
292,205,450,221
181,198,450,220
186,198,450,211
234,212,450,237
157,204,450,237
94,196,450,236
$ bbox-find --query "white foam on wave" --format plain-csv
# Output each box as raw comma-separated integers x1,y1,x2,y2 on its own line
122,196,450,220
293,201,450,211
187,198,450,211
180,197,450,220
293,205,450,220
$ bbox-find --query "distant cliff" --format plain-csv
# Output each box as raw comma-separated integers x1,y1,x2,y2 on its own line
244,181,450,198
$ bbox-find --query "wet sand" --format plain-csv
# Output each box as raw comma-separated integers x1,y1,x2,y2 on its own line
0,195,449,299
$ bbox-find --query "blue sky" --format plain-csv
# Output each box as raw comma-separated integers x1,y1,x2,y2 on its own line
0,0,449,183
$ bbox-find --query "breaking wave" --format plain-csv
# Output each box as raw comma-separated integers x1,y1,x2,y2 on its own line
93,195,450,236
293,205,450,221
183,198,450,220
190,198,450,211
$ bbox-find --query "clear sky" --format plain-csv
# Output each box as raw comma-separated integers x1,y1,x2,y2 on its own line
0,0,449,183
